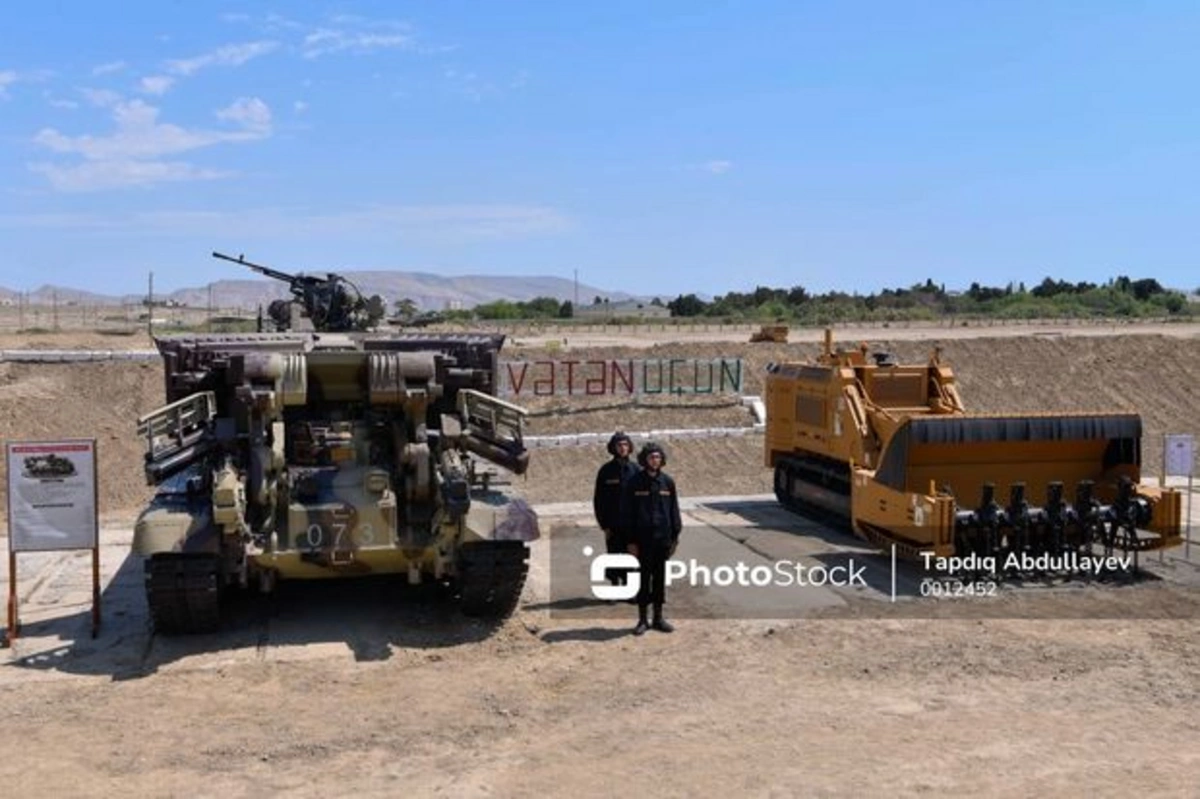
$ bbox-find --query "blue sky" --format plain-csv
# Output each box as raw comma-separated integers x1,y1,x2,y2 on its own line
2,1,1198,297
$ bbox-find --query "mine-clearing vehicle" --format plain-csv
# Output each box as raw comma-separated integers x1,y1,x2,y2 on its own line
750,324,789,343
132,254,535,633
764,331,1182,567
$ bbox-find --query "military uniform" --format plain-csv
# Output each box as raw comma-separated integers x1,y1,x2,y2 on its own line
593,432,637,586
624,442,682,634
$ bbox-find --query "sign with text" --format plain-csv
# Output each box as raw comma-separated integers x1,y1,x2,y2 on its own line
1165,434,1195,478
6,439,98,552
500,357,744,397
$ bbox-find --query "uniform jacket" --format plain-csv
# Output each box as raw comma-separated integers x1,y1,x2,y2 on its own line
623,469,682,546
593,457,638,533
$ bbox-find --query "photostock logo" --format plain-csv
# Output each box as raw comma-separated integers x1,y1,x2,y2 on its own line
578,545,871,607
582,545,641,601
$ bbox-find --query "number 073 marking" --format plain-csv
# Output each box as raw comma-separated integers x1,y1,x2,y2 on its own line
301,522,378,549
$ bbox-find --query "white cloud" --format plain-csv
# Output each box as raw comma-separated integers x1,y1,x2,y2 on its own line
263,13,306,33
91,61,127,76
0,70,53,99
80,88,122,107
303,27,414,58
441,65,529,102
47,95,80,110
216,97,271,134
443,67,487,102
293,100,309,113
0,204,572,238
0,211,114,229
35,98,270,160
139,75,175,96
300,204,572,237
166,40,279,76
28,160,229,192
0,70,18,99
30,97,273,191
701,160,733,174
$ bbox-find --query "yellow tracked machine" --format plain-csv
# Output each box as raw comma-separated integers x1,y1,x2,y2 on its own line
764,331,1182,567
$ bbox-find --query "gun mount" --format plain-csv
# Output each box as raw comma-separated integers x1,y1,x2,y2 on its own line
213,251,385,333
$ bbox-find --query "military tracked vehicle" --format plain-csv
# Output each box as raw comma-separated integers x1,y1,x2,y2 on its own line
764,330,1182,568
22,453,77,479
133,254,534,633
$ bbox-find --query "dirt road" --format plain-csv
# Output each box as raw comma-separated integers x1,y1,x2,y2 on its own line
2,511,1198,797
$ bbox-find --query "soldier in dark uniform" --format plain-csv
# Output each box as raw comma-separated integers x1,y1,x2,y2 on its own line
593,431,637,587
624,441,682,635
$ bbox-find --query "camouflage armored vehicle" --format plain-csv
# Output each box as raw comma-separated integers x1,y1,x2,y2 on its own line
133,255,535,633
22,453,77,479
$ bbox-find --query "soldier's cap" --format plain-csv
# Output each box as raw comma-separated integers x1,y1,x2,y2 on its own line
637,441,667,468
607,431,633,456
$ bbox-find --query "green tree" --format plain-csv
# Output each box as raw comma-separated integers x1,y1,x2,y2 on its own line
474,300,522,320
1130,278,1164,301
523,296,563,318
394,297,418,319
668,293,708,317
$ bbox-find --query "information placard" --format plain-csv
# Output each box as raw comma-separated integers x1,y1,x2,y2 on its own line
1165,434,1195,478
6,440,98,552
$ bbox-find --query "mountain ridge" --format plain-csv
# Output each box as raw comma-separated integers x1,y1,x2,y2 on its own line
0,271,638,311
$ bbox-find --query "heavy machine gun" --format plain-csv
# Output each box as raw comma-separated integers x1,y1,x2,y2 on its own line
213,251,385,333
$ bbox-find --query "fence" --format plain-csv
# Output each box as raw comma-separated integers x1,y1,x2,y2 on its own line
0,302,254,334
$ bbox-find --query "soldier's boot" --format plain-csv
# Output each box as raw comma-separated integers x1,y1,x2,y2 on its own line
652,604,674,633
634,606,650,636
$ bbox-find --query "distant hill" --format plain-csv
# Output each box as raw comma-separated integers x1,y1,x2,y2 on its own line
0,271,633,312
12,285,120,306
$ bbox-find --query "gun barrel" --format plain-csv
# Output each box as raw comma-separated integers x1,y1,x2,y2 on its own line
212,251,298,283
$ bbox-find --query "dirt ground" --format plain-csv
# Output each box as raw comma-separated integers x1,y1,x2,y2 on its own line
1,323,1199,797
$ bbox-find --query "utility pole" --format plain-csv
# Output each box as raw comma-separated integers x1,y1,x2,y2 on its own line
573,268,579,317
207,283,214,332
147,271,154,337
52,289,59,331
18,292,24,331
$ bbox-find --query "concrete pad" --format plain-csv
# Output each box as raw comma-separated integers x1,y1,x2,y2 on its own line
4,492,1198,682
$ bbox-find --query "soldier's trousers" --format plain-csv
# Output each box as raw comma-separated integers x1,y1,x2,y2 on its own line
605,531,630,586
637,540,671,610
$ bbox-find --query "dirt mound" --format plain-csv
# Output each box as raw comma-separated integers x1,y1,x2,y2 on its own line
0,331,1197,520
0,360,162,521
516,333,1200,494
0,330,154,351
517,437,770,505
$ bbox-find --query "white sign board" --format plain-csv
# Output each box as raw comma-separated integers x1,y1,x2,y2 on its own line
6,439,98,552
1165,434,1195,478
